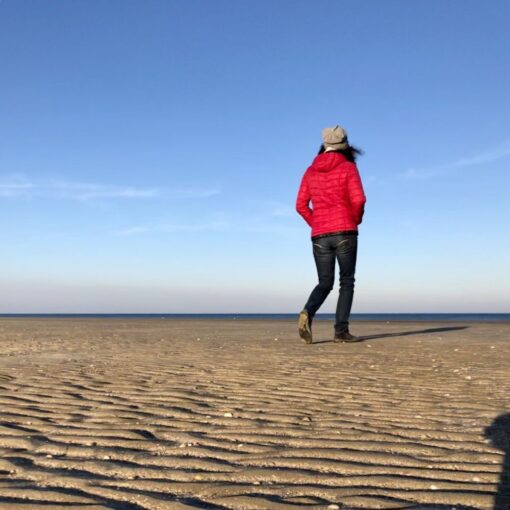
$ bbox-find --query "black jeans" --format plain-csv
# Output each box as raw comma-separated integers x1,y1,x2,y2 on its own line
304,233,358,334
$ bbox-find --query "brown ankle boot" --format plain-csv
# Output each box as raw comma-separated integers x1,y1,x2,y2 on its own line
298,310,313,344
334,330,361,343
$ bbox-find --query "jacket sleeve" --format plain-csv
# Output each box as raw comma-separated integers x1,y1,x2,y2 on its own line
347,164,366,225
296,171,313,227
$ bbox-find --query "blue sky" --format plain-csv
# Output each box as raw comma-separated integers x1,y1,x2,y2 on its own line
1,0,509,313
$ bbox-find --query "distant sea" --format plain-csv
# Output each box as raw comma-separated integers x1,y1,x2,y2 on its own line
0,313,509,322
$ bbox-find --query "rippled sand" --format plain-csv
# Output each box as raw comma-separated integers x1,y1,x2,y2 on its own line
0,318,509,509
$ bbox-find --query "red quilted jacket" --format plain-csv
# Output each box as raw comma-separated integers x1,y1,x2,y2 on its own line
296,152,366,238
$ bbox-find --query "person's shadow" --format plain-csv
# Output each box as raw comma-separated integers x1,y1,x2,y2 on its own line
313,326,468,344
485,413,510,509
357,325,469,342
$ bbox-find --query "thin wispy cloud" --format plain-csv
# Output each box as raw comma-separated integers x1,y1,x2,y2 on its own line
117,220,301,237
271,205,295,218
167,187,221,199
50,181,161,200
450,145,510,168
0,176,35,197
245,223,301,235
115,206,301,237
116,221,229,236
0,175,220,201
249,200,295,218
402,141,510,180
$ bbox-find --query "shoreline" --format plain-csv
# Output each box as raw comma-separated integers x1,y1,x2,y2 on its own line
0,313,509,323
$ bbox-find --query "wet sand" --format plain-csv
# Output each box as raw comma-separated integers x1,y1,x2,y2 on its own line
0,318,509,509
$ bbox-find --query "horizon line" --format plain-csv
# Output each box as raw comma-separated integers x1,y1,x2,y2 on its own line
0,312,508,316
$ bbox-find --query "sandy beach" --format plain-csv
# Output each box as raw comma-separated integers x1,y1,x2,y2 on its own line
0,318,509,509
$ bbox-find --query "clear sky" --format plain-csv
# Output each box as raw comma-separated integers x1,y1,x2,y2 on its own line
1,0,509,313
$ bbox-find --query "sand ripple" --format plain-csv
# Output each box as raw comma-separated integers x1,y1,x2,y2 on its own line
0,319,509,509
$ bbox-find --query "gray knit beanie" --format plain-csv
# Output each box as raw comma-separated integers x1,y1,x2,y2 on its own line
322,125,348,150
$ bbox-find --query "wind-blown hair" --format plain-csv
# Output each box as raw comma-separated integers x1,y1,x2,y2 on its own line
317,144,364,163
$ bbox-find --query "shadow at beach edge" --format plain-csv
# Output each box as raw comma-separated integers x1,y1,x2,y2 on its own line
485,413,510,509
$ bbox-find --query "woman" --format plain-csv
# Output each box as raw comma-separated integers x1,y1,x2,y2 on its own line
296,125,366,344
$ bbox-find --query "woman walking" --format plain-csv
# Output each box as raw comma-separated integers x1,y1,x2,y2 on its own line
296,125,366,344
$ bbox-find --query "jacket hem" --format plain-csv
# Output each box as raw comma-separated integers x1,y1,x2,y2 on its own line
311,230,358,240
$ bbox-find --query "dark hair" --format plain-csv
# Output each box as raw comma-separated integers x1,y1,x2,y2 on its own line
317,144,363,163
